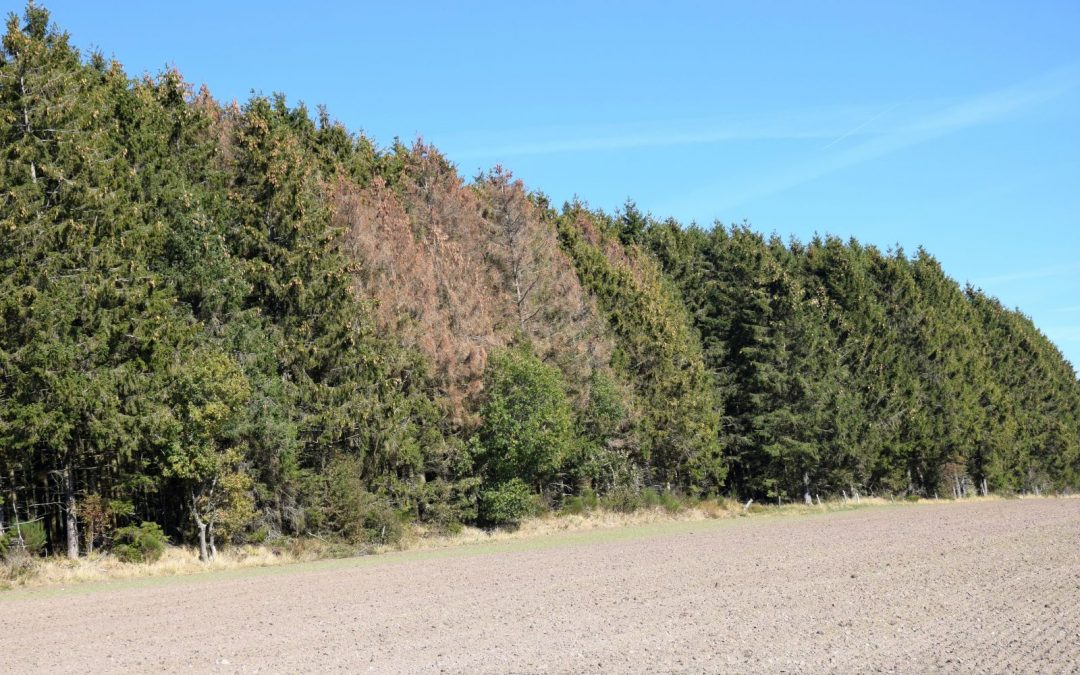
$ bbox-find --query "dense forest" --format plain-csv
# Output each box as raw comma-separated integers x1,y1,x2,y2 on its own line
1,7,1078,560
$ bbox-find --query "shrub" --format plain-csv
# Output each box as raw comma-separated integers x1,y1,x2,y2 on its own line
560,495,587,516
112,522,167,563
322,455,406,546
246,525,270,545
600,486,643,513
479,478,535,526
359,498,406,546
1,551,37,581
641,488,661,509
1,521,47,558
580,488,599,510
413,468,482,533
658,491,683,514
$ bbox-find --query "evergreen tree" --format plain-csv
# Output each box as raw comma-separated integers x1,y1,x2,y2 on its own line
558,205,726,491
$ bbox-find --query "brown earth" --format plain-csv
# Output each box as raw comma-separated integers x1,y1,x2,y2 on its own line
2,498,1078,674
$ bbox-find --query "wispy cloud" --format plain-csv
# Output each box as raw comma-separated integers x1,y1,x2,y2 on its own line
696,65,1080,212
820,103,903,150
446,65,1078,189
445,103,897,160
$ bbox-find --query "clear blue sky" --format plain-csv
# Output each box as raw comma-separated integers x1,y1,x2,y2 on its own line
13,1,1080,367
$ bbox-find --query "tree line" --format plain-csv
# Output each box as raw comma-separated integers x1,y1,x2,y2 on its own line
1,6,1077,560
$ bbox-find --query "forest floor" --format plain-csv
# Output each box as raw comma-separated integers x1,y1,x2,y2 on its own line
1,497,1077,673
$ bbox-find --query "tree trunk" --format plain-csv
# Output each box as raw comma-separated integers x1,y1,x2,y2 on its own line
8,468,24,547
192,492,210,562
803,472,812,505
196,518,209,562
64,463,79,559
20,76,36,185
208,522,217,560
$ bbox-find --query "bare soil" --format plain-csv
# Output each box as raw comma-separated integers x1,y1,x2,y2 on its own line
2,498,1078,673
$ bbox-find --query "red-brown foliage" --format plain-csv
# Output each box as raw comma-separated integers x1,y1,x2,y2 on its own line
333,144,613,428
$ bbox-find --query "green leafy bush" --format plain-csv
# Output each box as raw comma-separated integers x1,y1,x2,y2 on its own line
479,479,535,526
112,522,167,563
475,347,579,491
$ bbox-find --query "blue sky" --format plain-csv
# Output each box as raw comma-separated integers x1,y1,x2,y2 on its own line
15,0,1080,367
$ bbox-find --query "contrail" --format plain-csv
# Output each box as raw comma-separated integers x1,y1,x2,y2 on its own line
821,103,902,150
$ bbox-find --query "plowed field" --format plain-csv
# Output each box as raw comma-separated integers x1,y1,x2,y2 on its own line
2,498,1078,673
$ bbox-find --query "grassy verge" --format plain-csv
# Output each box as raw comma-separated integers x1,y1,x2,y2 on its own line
0,493,1059,591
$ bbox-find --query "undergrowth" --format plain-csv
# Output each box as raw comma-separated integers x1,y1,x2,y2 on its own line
2,493,1067,590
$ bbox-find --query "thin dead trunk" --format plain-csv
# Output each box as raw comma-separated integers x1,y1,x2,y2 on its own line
8,468,23,546
64,462,79,558
803,472,812,505
196,520,209,562
192,491,209,562
20,77,37,185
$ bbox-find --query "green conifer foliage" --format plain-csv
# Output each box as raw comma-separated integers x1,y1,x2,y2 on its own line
1,3,1076,557
558,206,726,492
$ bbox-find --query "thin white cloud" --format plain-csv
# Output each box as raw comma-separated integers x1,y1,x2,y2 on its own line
447,65,1077,184
445,103,898,160
821,103,903,150
682,64,1080,214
